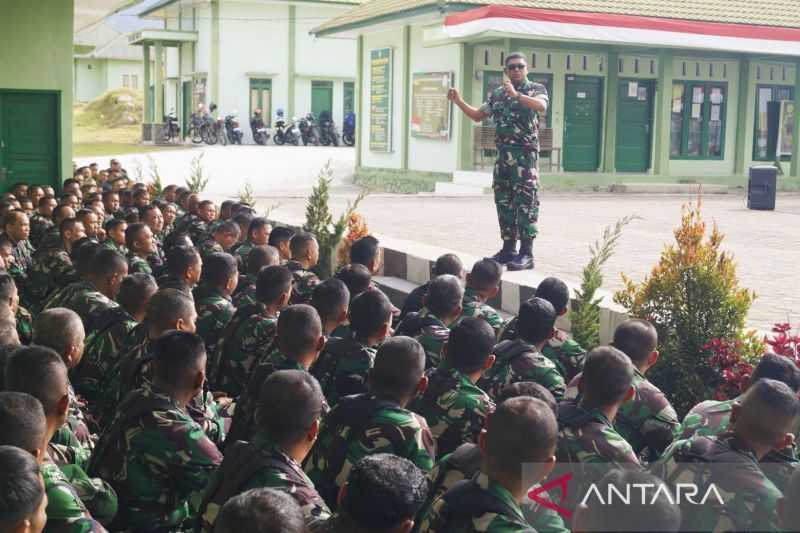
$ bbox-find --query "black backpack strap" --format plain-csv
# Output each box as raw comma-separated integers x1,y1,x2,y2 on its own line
396,312,439,337
442,479,533,530
494,339,535,363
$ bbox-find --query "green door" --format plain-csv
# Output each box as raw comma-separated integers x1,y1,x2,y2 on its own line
311,81,333,118
0,91,59,191
563,76,603,171
616,79,654,172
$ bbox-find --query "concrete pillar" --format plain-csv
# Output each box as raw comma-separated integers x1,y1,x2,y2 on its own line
792,60,800,177
143,44,151,123
400,25,411,171
287,5,296,118
154,41,164,121
653,49,673,176
734,57,751,176
603,49,619,173
355,35,363,169
458,44,474,171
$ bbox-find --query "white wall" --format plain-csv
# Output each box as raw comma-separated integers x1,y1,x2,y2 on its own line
105,59,146,93
196,4,212,77
75,58,104,102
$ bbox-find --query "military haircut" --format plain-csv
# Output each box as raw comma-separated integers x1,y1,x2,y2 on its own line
289,231,317,259
32,308,84,356
125,222,148,250
276,304,321,358
0,272,15,302
751,352,800,392
213,220,241,238
247,217,269,239
535,277,570,314
132,188,149,200
201,253,238,287
63,178,80,189
52,204,74,222
198,199,214,210
37,195,55,208
3,346,67,417
505,51,527,67
0,392,46,453
350,235,380,267
255,265,293,305
146,288,195,330
214,488,305,533
233,213,254,233
90,248,127,278
75,208,94,221
434,253,464,277
246,245,280,275
163,231,193,253
256,369,325,447
103,217,125,233
447,316,495,373
335,263,372,298
425,274,465,318
342,454,428,530
70,237,99,267
58,217,81,237
349,289,392,338
740,377,800,445
152,330,206,389
267,226,294,248
497,381,557,415
3,209,26,229
0,445,45,531
581,346,634,407
166,244,201,277
486,396,557,473
101,190,117,201
124,211,140,224
372,336,425,399
117,273,158,316
516,297,556,345
611,318,658,365
311,279,350,324
141,205,160,219
468,259,503,291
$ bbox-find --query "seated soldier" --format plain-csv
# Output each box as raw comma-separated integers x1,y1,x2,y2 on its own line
396,274,464,369
779,468,800,531
287,232,320,305
76,209,103,241
335,263,372,302
478,297,565,400
27,217,85,310
410,317,495,456
0,445,48,533
459,259,505,337
125,222,156,275
199,370,330,531
225,304,325,444
232,244,280,308
100,218,127,255
101,191,120,222
305,336,435,509
193,253,238,357
653,378,798,532
214,488,306,533
140,205,166,273
420,396,557,532
212,265,292,397
230,213,253,246
74,273,157,405
177,198,210,244
4,210,34,286
158,244,202,297
350,235,382,276
310,278,350,337
268,226,295,262
90,331,223,532
199,220,240,259
318,454,428,533
312,289,391,407
3,352,117,529
565,319,679,463
502,277,587,380
0,271,31,346
36,204,75,255
232,217,271,269
29,194,57,247
401,254,465,320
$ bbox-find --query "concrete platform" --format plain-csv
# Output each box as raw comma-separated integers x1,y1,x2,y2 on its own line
608,182,731,194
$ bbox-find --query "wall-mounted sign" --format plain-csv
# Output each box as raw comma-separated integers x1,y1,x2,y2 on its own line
410,72,453,140
777,100,795,158
369,48,393,152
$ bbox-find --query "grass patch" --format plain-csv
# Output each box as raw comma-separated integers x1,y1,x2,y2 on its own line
73,143,191,158
353,167,452,193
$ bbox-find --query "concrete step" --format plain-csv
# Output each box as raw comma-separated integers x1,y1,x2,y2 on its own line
608,182,730,194
452,170,492,187
434,182,487,195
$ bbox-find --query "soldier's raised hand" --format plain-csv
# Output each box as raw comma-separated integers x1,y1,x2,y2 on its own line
447,88,461,103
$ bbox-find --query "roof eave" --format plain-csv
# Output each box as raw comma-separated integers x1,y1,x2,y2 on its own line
313,2,477,37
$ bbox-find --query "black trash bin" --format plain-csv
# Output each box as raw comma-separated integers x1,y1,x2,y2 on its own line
747,165,777,210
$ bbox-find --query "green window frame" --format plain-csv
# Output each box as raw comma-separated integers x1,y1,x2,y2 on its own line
670,81,727,160
249,78,272,127
753,84,794,162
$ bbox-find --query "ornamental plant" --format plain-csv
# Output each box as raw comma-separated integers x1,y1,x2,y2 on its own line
336,212,370,268
614,198,755,415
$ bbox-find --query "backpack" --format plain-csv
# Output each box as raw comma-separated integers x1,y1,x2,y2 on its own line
441,478,534,531
396,312,440,337
493,339,535,365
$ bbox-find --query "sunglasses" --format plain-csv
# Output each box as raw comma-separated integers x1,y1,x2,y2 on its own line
507,63,526,71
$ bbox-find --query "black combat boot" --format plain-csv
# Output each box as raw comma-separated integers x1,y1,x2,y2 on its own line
507,238,534,271
489,240,517,264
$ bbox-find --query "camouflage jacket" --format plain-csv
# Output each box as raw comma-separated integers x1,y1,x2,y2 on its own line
500,322,586,381
99,239,127,256
89,384,222,532
232,273,257,309
420,472,534,533
231,240,255,270
157,274,194,298
127,253,153,275
395,309,450,369
211,302,279,397
30,212,54,247
310,334,377,408
176,214,208,245
12,237,35,272
460,287,505,337
44,280,120,338
37,226,63,256
287,260,320,305
42,455,109,533
27,246,76,310
148,238,166,278
16,305,33,345
477,339,566,401
479,80,548,149
198,238,224,259
566,367,679,462
652,433,782,532
193,285,237,356
198,432,330,532
409,364,494,457
46,450,118,527
304,392,436,509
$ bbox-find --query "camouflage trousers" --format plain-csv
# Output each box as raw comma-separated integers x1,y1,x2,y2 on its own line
493,145,540,241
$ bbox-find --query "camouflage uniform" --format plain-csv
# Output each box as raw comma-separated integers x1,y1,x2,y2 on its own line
479,81,547,242
194,285,237,357
11,237,35,272
44,280,120,338
409,364,494,456
29,212,53,247
42,455,110,533
211,302,278,397
477,339,565,401
127,253,153,275
99,239,127,256
89,384,222,532
420,472,533,533
176,213,208,244
156,274,193,298
37,226,63,256
231,239,255,270
16,305,33,345
395,309,450,369
304,392,436,508
148,235,166,276
310,334,376,408
500,321,586,381
460,287,505,337
652,433,782,532
232,273,257,308
565,367,679,462
287,260,320,305
27,246,76,311
198,431,330,532
198,238,224,259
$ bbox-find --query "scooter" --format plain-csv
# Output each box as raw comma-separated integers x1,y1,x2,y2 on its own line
250,113,270,145
273,110,300,145
342,112,356,146
224,113,243,145
298,113,320,146
318,111,340,147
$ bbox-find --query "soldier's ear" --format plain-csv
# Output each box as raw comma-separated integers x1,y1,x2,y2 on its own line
307,418,320,443
648,350,660,367
416,375,429,396
488,286,499,299
398,518,415,533
622,385,635,403
483,354,496,371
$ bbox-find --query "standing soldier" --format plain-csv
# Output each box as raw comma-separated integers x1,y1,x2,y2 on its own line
449,52,548,271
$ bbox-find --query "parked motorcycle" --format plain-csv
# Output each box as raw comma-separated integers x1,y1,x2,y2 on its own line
250,111,270,145
272,109,300,145
318,111,340,147
298,113,320,146
188,112,205,144
342,112,356,146
224,113,243,145
160,109,180,143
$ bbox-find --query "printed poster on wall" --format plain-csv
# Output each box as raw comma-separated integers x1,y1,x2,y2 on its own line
777,100,795,158
369,48,393,152
410,72,453,140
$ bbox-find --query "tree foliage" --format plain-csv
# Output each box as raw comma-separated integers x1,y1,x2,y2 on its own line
185,153,209,193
